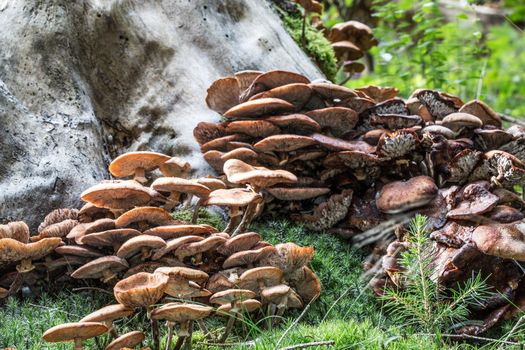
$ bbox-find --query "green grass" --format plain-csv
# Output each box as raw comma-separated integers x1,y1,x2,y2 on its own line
0,216,518,349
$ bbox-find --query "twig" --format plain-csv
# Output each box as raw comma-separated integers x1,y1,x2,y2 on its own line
416,332,522,346
196,341,255,347
279,340,335,350
274,295,319,350
72,287,113,295
500,314,525,348
499,113,525,128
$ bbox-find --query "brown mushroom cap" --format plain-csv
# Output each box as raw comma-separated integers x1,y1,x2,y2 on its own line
370,114,422,129
264,114,321,134
240,70,310,101
376,176,438,214
114,272,169,308
254,134,317,153
291,266,321,302
67,218,116,244
160,157,192,178
38,208,79,234
78,202,115,223
42,322,108,343
415,89,458,119
25,237,63,261
356,86,399,103
329,20,376,50
116,235,166,259
223,246,277,269
299,190,353,231
80,304,134,323
206,76,241,114
151,177,211,198
311,133,375,153
442,112,483,131
115,207,174,228
217,232,261,256
488,205,524,223
267,187,331,201
223,159,297,188
155,266,209,284
79,228,142,249
306,107,358,137
109,151,171,178
472,222,525,261
225,120,280,138
81,181,152,210
71,256,129,280
238,266,284,292
0,221,30,243
376,130,418,160
0,238,28,264
309,82,358,100
150,235,204,260
193,122,227,145
55,245,104,258
447,181,499,219
421,125,456,139
205,189,263,207
459,99,501,127
105,331,145,350
217,299,262,314
235,70,263,91
144,224,216,240
32,219,79,241
249,83,312,109
151,302,213,322
220,148,259,164
200,134,249,153
210,289,257,304
261,284,303,308
175,235,228,260
332,40,363,61
224,98,295,119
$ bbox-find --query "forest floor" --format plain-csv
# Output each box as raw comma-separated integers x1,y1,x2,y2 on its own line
0,215,519,349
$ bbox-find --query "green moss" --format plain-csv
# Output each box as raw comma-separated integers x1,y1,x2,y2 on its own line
276,7,338,80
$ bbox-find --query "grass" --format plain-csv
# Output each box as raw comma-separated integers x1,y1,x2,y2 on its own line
0,214,520,349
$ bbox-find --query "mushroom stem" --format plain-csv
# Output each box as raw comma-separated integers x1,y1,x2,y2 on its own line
232,203,257,236
173,321,190,350
73,338,84,350
172,336,186,350
191,198,205,224
8,272,24,296
165,321,175,350
184,320,194,350
224,211,241,234
101,269,117,284
134,167,147,184
197,319,214,341
147,306,161,350
165,192,182,212
183,194,194,210
16,259,34,273
219,312,237,343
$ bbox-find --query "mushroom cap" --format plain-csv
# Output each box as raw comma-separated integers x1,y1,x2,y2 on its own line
217,299,261,314
223,246,277,269
78,202,115,223
79,228,142,248
151,177,211,198
223,159,297,188
105,331,145,350
472,222,525,261
151,302,213,322
42,322,108,342
421,125,456,139
235,70,263,91
217,232,261,256
356,85,399,103
376,130,418,160
309,82,358,100
363,97,408,117
0,238,28,263
447,181,499,219
240,70,310,101
32,219,79,241
329,20,375,49
116,235,166,259
415,89,458,119
175,235,228,260
376,176,438,214
488,205,524,223
205,189,263,207
325,151,380,169
299,190,354,231
238,266,284,292
311,133,375,153
38,209,79,234
200,134,249,153
262,243,314,274
210,289,256,304
225,120,280,138
25,237,63,261
224,98,295,119
115,207,174,228
193,122,227,145
197,178,227,191
254,134,317,153
370,114,422,129
144,224,216,240
71,256,129,279
267,187,330,201
441,112,483,131
205,76,241,114
306,107,358,137
81,181,152,210
109,151,171,178
249,83,312,109
80,304,134,323
155,266,209,284
151,235,204,260
55,245,104,258
264,114,321,134
474,128,514,150
261,284,303,308
67,218,116,244
114,272,169,308
220,148,259,164
0,221,30,243
291,266,321,303
459,99,501,127
159,157,191,178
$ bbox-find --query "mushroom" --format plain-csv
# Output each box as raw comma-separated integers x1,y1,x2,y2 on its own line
238,266,284,296
261,284,303,321
151,236,204,261
109,151,171,184
31,219,79,241
224,98,295,119
204,188,263,234
79,228,142,251
105,331,145,350
144,224,217,240
151,302,213,350
37,208,79,234
376,176,438,214
305,107,358,137
459,99,501,127
155,266,209,299
209,289,256,342
114,272,170,350
71,256,129,284
115,207,175,230
217,232,261,256
223,246,277,269
0,221,30,243
264,114,321,135
80,304,134,338
239,70,310,102
81,181,153,211
151,177,211,221
116,235,167,260
42,322,108,350
248,83,312,110
472,222,525,261
174,235,228,265
225,120,280,138
78,203,115,223
446,181,499,220
160,157,192,179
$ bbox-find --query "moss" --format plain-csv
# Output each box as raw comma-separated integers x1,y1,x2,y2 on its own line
276,7,338,80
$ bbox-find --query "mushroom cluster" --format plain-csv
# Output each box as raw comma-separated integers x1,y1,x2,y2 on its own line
198,69,525,334
0,151,320,349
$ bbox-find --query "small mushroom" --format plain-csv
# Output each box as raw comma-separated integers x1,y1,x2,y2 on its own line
261,284,303,321
160,157,192,179
109,151,171,183
81,181,153,210
376,176,438,214
472,222,525,261
224,98,295,119
116,235,166,260
238,266,284,295
71,256,129,284
105,331,145,350
209,289,256,342
143,224,217,240
239,70,310,102
42,322,108,350
115,207,175,230
223,246,277,269
447,181,499,220
80,304,134,338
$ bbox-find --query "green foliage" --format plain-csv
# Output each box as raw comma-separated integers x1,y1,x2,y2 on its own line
171,208,225,231
277,8,339,80
382,215,493,334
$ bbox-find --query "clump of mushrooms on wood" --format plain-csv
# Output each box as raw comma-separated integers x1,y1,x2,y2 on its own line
0,151,320,350
197,69,525,335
